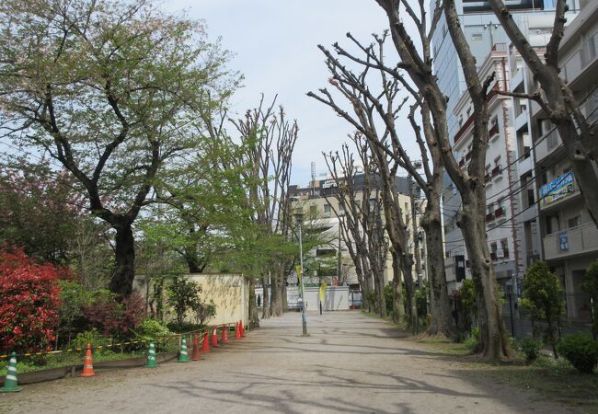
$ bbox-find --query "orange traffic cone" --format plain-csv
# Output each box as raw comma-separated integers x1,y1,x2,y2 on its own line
191,334,201,361
221,324,229,344
235,321,241,339
240,320,246,337
80,343,96,377
201,332,210,353
210,327,219,348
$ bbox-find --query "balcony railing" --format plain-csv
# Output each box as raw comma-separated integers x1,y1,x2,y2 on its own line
543,223,598,261
535,128,562,164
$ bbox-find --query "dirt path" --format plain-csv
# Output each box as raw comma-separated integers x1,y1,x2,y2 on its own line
0,311,582,413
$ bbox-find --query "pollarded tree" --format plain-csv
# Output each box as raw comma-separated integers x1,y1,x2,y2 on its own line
324,137,389,317
309,30,455,337
0,0,234,297
521,261,564,357
370,0,511,358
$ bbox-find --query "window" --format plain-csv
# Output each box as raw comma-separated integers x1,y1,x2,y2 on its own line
500,239,509,259
490,242,498,261
568,215,580,228
309,205,317,217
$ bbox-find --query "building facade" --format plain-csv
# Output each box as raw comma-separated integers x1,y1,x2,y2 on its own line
289,174,425,290
433,0,581,296
530,0,598,322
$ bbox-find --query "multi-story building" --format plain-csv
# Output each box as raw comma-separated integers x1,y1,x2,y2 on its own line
443,44,524,294
530,0,598,322
288,174,425,289
433,0,581,295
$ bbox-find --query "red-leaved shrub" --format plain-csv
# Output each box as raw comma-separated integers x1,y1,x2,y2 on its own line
82,292,146,338
0,247,62,353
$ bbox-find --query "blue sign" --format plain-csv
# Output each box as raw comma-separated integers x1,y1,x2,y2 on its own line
539,172,576,206
559,231,569,252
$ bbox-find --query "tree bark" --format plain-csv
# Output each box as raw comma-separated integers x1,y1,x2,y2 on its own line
270,270,284,316
248,277,260,329
422,199,455,338
261,274,270,319
109,222,136,298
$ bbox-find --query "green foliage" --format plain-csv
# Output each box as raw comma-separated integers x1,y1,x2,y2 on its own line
521,261,563,352
384,283,394,316
557,333,598,374
519,337,543,363
583,260,598,338
463,326,481,353
460,279,476,316
58,280,95,340
133,319,171,343
0,162,81,265
167,277,202,326
415,283,428,318
72,329,111,353
194,301,216,326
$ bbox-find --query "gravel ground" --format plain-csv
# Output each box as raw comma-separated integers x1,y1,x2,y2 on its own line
0,311,583,414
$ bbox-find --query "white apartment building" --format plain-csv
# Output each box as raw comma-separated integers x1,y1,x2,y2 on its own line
289,174,425,289
529,0,598,322
443,45,522,293
433,0,581,295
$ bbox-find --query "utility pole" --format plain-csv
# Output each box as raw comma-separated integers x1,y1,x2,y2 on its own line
295,208,308,336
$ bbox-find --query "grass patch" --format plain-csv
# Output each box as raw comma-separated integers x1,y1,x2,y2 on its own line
416,337,472,356
0,349,149,376
417,339,598,412
473,356,598,413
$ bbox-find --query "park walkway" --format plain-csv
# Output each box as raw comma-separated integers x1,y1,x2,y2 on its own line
0,311,581,413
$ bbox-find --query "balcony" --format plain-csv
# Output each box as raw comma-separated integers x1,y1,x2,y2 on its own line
539,171,579,210
535,128,563,164
543,224,598,261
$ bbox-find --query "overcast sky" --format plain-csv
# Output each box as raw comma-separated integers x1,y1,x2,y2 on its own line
162,0,414,186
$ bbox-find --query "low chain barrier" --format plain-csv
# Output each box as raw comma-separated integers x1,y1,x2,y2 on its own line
0,323,237,360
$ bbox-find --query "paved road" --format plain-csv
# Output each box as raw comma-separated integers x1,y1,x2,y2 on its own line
0,311,581,414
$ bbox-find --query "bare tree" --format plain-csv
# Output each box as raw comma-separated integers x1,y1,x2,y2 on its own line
324,137,388,316
365,0,510,358
309,29,456,336
488,0,598,226
310,74,416,325
232,96,299,319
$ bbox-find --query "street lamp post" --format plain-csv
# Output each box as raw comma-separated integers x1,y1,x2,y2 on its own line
295,209,308,336
337,212,344,285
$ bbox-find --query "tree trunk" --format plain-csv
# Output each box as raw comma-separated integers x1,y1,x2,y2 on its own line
248,277,259,329
270,271,284,316
109,222,136,298
460,195,511,359
422,201,455,338
390,250,403,323
183,248,203,274
261,275,270,319
281,281,288,312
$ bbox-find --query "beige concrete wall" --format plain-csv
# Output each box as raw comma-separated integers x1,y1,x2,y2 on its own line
133,274,249,327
